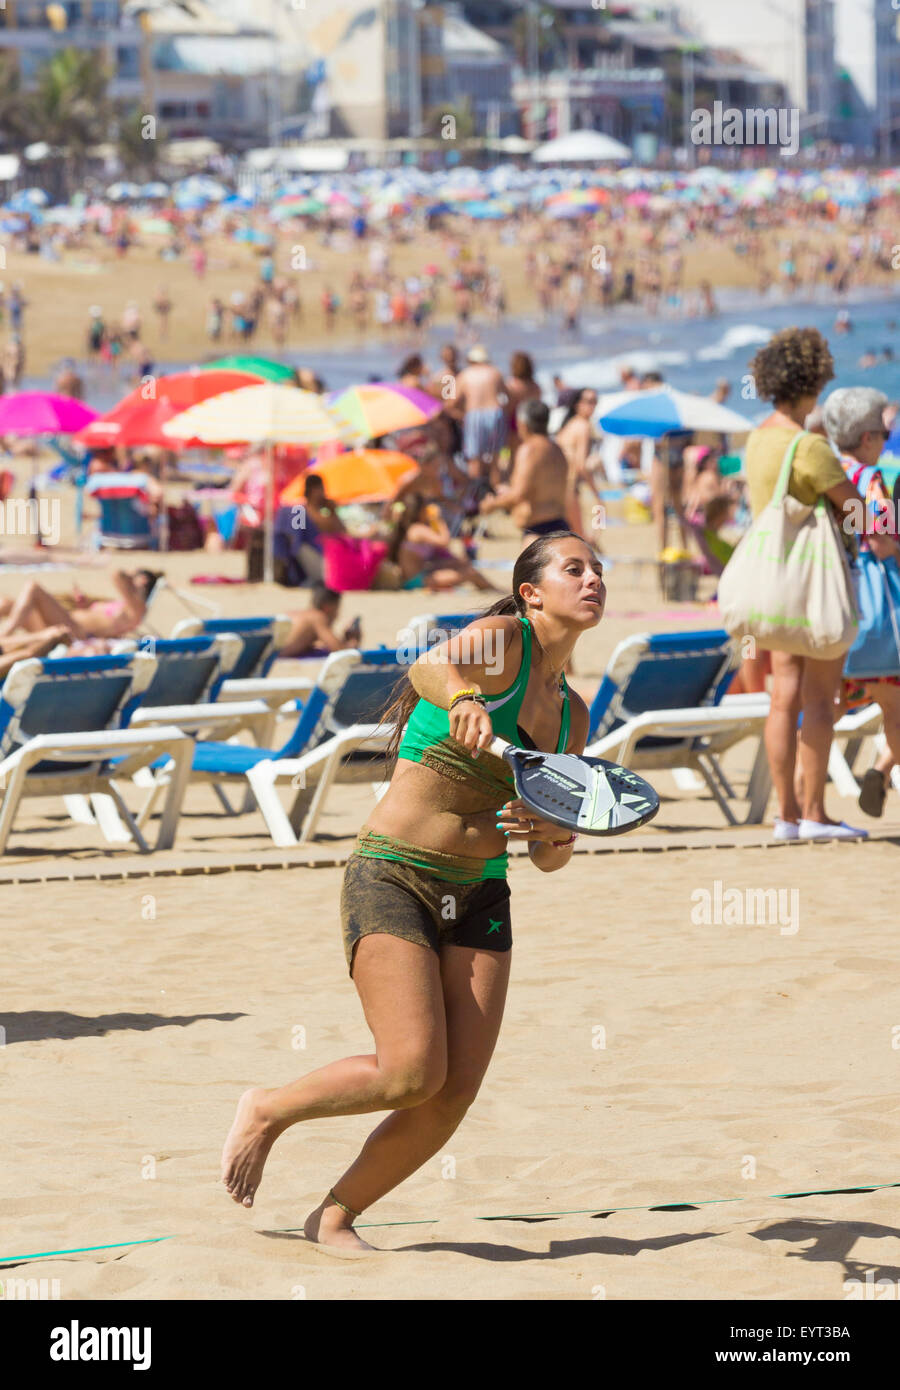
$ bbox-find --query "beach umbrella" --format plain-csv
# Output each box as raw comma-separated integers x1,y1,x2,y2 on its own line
0,393,99,547
533,130,631,163
0,392,98,436
162,384,360,448
175,175,228,202
277,196,326,215
162,384,362,582
137,216,174,236
76,369,265,450
42,206,86,226
326,383,442,440
8,187,49,210
233,227,273,244
280,449,418,506
461,200,510,220
546,188,608,208
548,202,591,220
140,181,170,199
199,355,297,384
106,181,141,201
596,388,753,438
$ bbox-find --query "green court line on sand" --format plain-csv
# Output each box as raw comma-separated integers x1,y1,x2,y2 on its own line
3,1180,898,1266
0,1236,176,1265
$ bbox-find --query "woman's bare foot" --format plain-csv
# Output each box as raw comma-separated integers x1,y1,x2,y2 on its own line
221,1088,281,1208
303,1198,379,1256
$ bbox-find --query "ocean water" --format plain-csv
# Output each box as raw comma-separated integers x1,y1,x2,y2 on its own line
21,283,900,417
234,285,900,416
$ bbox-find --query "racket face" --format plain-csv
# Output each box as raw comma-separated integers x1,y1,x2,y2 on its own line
503,748,659,837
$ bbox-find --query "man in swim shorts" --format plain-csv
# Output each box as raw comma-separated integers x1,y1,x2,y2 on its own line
479,400,570,541
456,345,508,480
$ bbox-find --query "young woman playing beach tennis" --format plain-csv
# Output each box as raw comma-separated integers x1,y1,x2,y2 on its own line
221,531,604,1254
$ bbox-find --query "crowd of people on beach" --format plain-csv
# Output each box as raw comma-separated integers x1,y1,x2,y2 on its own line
2,165,898,390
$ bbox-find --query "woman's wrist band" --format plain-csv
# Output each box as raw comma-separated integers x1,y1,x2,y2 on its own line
449,688,486,710
550,832,577,848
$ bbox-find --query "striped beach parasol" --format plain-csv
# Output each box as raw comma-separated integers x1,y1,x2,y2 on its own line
326,383,441,440
198,356,297,385
162,384,362,582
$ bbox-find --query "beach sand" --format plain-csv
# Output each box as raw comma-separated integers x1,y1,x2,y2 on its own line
4,844,900,1301
2,519,899,1300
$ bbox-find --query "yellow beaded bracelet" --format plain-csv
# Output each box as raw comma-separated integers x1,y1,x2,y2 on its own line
448,687,483,709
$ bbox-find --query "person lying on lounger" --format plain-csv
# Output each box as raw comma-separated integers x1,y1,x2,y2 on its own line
0,568,162,642
0,626,75,680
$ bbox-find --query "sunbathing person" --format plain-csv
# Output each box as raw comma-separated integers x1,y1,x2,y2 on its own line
0,568,162,642
281,585,364,658
0,625,74,680
389,493,499,593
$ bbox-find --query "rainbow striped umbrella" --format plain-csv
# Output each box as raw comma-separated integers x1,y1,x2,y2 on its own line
546,188,609,209
326,382,442,440
199,355,296,384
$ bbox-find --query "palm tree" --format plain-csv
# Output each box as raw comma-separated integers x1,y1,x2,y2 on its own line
425,100,476,141
33,47,112,195
0,53,37,149
116,106,161,178
510,4,567,72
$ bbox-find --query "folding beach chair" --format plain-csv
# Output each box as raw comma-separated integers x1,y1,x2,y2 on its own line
119,634,276,744
585,629,771,825
170,614,314,710
403,611,481,656
0,651,192,854
138,647,406,847
826,702,894,800
84,472,158,551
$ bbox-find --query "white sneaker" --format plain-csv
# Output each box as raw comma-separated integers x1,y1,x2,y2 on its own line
798,819,869,841
773,818,800,841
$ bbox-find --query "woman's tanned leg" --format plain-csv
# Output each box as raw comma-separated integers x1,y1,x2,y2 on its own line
220,934,447,1214
765,651,804,822
0,581,81,638
798,655,844,823
305,942,511,1251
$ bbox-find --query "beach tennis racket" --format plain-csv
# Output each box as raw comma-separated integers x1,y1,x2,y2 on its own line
489,738,659,837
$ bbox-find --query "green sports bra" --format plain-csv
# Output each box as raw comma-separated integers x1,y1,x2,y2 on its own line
396,614,571,795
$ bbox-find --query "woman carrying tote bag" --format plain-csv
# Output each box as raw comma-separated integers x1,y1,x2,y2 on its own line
823,386,900,818
734,328,895,841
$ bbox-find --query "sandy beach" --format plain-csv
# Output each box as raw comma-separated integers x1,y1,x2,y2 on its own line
5,843,900,1301
3,516,900,1301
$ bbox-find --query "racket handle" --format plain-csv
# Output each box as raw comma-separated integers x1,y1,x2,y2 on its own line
488,736,511,759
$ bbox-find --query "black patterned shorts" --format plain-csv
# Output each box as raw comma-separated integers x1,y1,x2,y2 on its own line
340,853,513,977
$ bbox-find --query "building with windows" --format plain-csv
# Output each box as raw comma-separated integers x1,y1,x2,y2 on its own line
460,3,784,153
670,0,839,141
873,0,900,159
0,0,143,100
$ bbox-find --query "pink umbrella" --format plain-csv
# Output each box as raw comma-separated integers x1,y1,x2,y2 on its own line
0,392,99,436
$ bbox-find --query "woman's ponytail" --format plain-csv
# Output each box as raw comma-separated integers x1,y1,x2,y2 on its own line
375,529,585,763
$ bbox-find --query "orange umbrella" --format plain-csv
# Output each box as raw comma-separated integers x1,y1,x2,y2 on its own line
280,450,419,505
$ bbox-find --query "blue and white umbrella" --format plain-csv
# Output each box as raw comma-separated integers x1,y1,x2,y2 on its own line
106,181,141,201
8,187,48,210
596,387,753,438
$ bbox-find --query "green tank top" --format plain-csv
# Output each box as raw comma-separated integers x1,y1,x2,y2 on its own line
354,616,571,883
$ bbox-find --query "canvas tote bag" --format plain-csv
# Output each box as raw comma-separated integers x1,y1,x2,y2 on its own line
718,430,858,659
